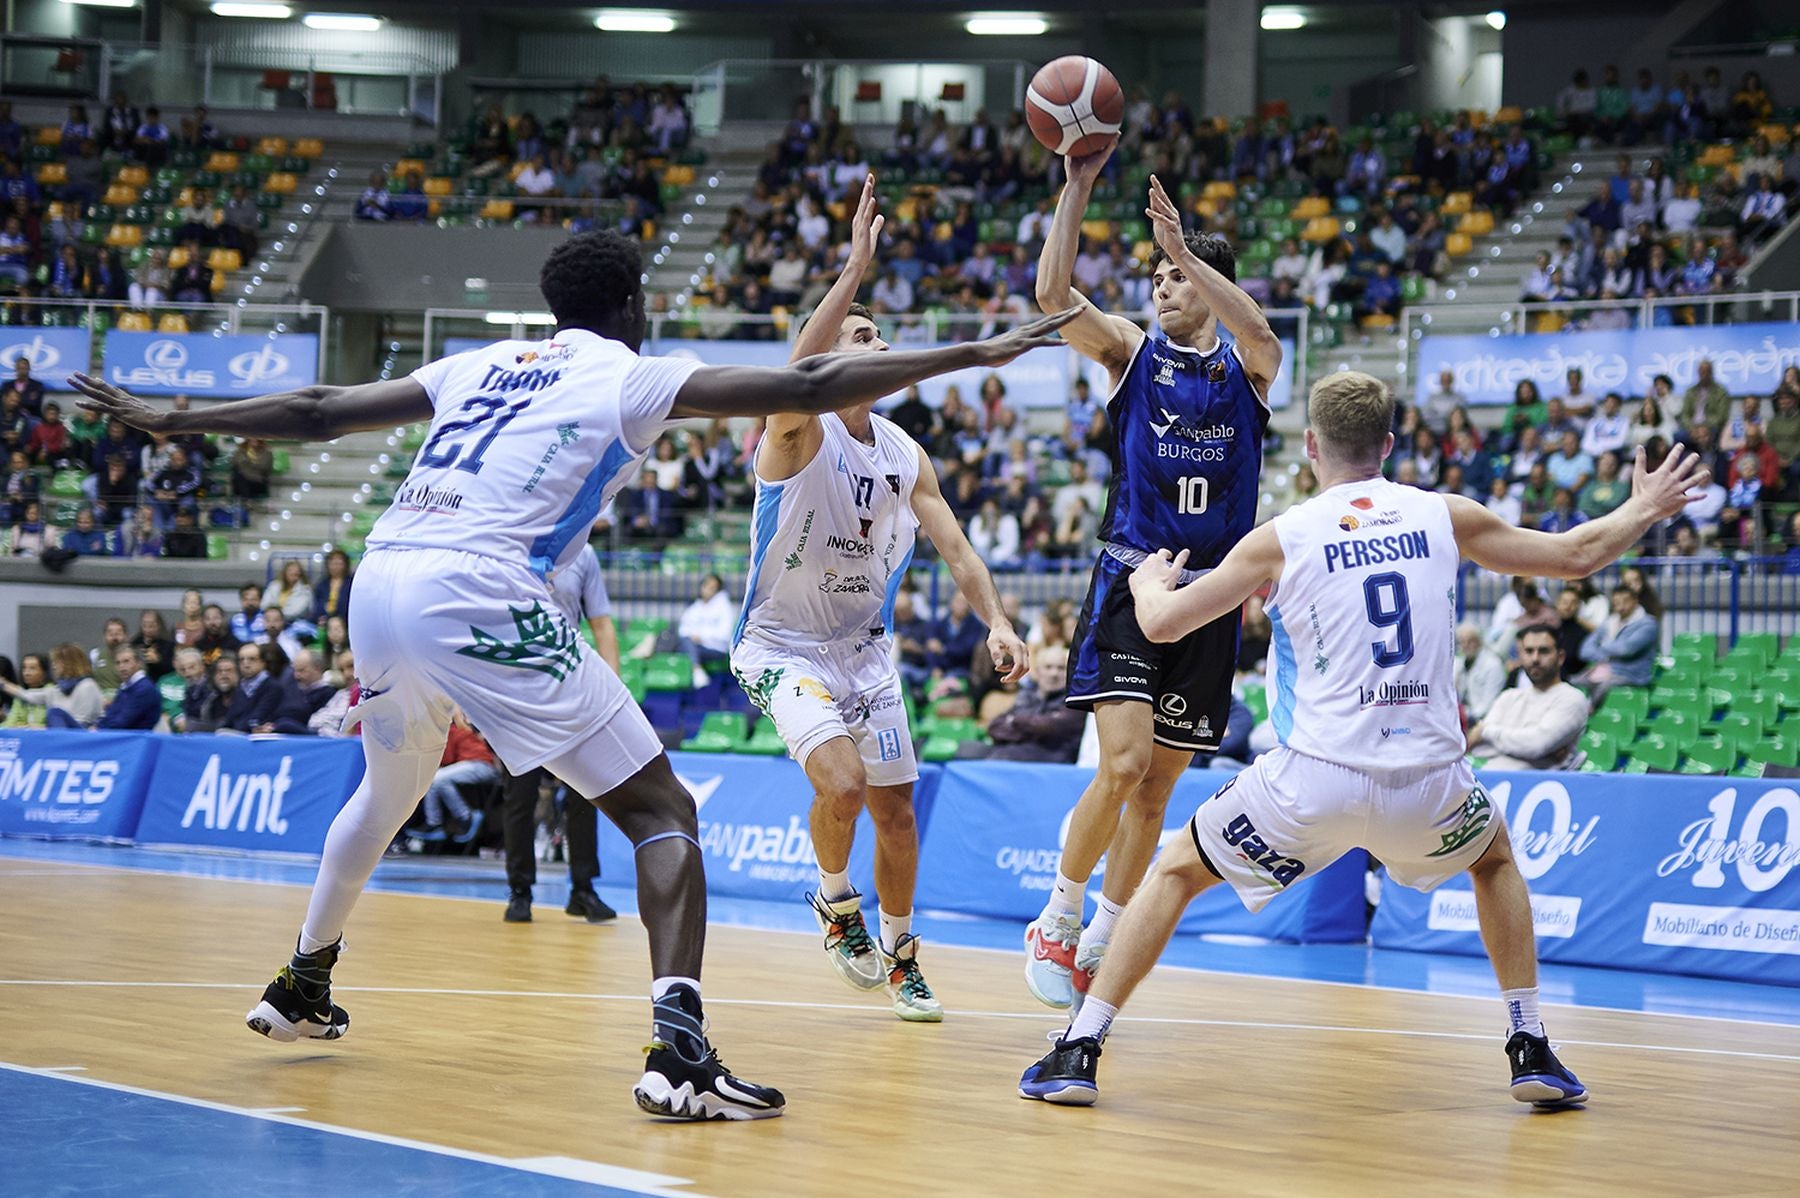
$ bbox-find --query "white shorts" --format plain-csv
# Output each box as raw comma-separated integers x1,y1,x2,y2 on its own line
731,632,918,787
1190,747,1500,913
345,547,661,798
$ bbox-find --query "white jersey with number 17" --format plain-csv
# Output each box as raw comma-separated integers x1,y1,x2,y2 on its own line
367,328,701,578
1263,476,1464,770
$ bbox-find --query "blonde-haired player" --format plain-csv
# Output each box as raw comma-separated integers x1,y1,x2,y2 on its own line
1019,371,1708,1106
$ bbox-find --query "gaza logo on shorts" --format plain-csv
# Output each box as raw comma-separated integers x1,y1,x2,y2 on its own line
1221,811,1306,887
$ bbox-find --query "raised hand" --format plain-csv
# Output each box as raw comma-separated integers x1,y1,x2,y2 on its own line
66,372,169,434
1065,135,1119,188
969,306,1081,366
848,173,885,267
1144,175,1187,261
1630,443,1711,521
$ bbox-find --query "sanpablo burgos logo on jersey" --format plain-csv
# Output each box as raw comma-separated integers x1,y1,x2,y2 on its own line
1643,785,1800,957
1147,407,1233,463
0,737,119,826
178,752,294,837
680,770,820,883
1427,778,1596,939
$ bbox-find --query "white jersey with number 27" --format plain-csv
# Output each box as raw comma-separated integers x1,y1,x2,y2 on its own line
368,328,701,577
1263,476,1464,770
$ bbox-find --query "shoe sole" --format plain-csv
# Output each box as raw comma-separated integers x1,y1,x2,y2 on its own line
245,1000,346,1044
1018,1081,1098,1106
566,907,618,923
504,911,532,922
1511,1076,1588,1106
632,1073,784,1121
893,1000,945,1023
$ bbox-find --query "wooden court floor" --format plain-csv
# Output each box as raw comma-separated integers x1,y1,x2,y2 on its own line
2,855,1798,1198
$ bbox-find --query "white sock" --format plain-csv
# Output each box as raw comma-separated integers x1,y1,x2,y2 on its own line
1501,987,1544,1038
1066,995,1118,1043
1043,871,1084,920
817,866,854,903
1081,895,1125,951
878,909,912,956
297,928,337,955
651,975,701,1002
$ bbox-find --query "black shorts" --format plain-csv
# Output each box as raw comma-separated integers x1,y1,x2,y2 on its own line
1064,551,1240,752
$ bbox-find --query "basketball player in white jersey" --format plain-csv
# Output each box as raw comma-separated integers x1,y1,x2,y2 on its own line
68,230,1075,1121
733,176,1029,1021
1018,371,1707,1108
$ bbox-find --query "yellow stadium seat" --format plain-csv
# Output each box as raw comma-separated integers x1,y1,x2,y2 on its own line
1359,312,1397,329
507,160,528,182
204,152,240,172
1529,311,1566,333
1699,144,1733,166
1495,106,1524,124
117,311,153,331
1442,191,1473,215
172,187,195,208
1291,196,1330,220
211,271,228,292
45,201,65,222
479,199,515,221
895,198,919,223
104,224,142,248
206,248,242,273
169,247,192,269
1079,219,1112,242
1194,197,1221,219
663,164,695,187
156,313,190,334
115,165,148,187
35,126,60,146
393,158,426,179
293,138,324,159
36,163,67,186
1456,210,1494,236
256,137,289,157
263,173,298,194
1132,240,1154,263
1757,123,1791,146
423,177,453,196
1444,232,1473,256
104,183,139,207
1203,180,1237,200
1300,216,1341,243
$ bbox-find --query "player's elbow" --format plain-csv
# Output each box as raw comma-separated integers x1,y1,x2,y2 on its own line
1035,280,1072,312
1138,605,1181,644
782,359,833,414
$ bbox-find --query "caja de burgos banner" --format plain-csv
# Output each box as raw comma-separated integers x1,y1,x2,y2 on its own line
102,332,319,399
1371,771,1800,985
0,730,160,840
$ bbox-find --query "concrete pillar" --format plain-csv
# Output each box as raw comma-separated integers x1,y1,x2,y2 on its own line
1205,0,1261,118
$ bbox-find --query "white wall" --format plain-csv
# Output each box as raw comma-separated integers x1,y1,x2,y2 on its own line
1418,17,1504,115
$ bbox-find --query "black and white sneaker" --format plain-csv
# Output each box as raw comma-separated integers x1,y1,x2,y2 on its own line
245,940,349,1043
633,1042,786,1121
1506,1029,1588,1107
1019,1035,1102,1106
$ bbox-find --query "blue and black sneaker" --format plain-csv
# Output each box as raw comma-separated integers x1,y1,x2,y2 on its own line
1506,1029,1587,1107
1019,1035,1102,1106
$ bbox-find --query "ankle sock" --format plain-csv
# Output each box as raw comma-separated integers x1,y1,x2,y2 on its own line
1081,895,1125,951
1502,987,1544,1038
1066,995,1118,1043
817,867,854,903
878,909,912,957
1043,871,1084,920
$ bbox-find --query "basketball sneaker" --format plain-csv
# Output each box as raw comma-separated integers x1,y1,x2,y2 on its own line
883,933,944,1023
807,890,886,990
632,984,785,1121
1506,1029,1587,1106
1018,1035,1103,1105
1069,939,1105,1017
245,939,349,1043
1023,911,1082,1009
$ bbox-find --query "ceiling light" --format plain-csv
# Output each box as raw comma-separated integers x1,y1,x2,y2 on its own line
1260,8,1306,30
483,312,555,326
302,13,381,30
58,0,138,8
965,15,1047,36
1485,10,1506,30
211,1,291,15
594,10,676,33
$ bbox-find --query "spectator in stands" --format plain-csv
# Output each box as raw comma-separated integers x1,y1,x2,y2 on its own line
162,508,207,559
1741,174,1787,240
1681,359,1732,433
677,572,734,684
1717,453,1766,551
97,644,160,730
8,499,52,557
221,185,260,258
984,646,1082,763
26,402,75,469
258,606,306,662
1558,70,1598,139
0,216,29,287
648,86,689,153
1454,623,1507,723
7,355,44,417
123,507,160,557
183,654,239,733
1732,70,1773,132
313,549,354,624
230,437,274,501
129,248,170,309
1629,391,1679,449
1578,584,1658,703
0,101,20,158
0,653,46,728
100,92,139,152
891,591,939,693
1467,625,1588,770
1784,513,1800,574
309,649,355,735
930,590,987,675
1521,250,1556,302
1580,393,1631,458
86,619,127,690
415,714,493,844
192,603,237,666
1767,388,1800,496
354,170,392,221
1575,451,1630,521
132,609,174,680
231,641,309,734
1720,395,1763,456
267,559,315,627
1419,371,1465,436
0,449,37,522
132,106,171,167
387,171,428,222
60,506,113,557
968,498,1021,569
1544,430,1595,492
231,583,266,644
169,242,212,304
147,445,200,528
1483,475,1521,526
288,647,337,722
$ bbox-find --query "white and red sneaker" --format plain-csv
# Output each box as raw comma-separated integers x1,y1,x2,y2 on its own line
1069,939,1105,1016
1023,912,1082,1009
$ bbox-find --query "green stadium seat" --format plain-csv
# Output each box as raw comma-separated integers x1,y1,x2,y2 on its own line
1577,729,1620,772
1717,712,1765,746
158,674,186,718
1599,688,1650,721
205,534,229,559
1643,711,1701,748
1733,632,1778,662
1624,733,1679,773
920,736,961,763
1678,737,1736,775
682,711,748,753
1587,707,1637,740
1670,631,1717,658
1745,736,1798,769
1651,689,1709,724
738,721,788,756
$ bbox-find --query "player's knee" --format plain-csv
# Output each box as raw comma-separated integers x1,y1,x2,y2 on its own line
812,770,867,820
866,790,916,839
1120,782,1172,824
1094,747,1153,796
598,757,698,845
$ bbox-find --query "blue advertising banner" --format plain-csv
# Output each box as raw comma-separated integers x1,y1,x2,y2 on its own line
1415,321,1800,407
590,752,941,903
1371,771,1800,986
915,761,1368,942
0,328,92,389
134,736,364,852
0,730,159,840
102,332,320,399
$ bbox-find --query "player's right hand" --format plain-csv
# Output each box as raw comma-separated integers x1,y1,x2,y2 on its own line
969,306,1081,365
1065,136,1119,187
1629,443,1710,521
848,173,884,266
67,372,170,434
1129,548,1189,597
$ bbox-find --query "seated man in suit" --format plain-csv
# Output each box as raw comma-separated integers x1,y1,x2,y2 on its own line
97,644,161,730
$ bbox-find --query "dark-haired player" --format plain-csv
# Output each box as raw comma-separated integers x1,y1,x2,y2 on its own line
1024,138,1282,1013
69,230,1076,1121
733,176,1029,1022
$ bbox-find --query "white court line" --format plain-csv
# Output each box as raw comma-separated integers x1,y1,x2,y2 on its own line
0,1061,712,1198
37,1065,86,1072
5,978,1800,1064
6,848,1798,1033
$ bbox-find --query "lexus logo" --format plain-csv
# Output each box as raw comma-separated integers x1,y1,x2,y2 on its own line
145,339,189,370
1158,694,1187,717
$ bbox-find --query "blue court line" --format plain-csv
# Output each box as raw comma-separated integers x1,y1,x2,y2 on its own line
4,837,1799,1028
0,1064,689,1198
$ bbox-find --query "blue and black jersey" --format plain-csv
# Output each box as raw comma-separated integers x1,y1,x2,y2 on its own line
1098,332,1270,569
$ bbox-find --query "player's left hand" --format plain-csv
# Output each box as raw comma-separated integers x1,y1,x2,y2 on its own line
1144,175,1186,260
847,173,885,267
66,372,170,434
988,626,1030,684
1130,548,1189,601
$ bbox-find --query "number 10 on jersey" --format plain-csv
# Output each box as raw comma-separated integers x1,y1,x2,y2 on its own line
1176,475,1210,515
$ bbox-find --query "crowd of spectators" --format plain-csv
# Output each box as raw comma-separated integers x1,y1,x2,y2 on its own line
0,368,280,561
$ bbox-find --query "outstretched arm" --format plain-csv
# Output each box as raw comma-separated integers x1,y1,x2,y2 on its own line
669,307,1077,420
1128,524,1284,643
1447,445,1708,578
67,373,433,442
762,174,886,481
1145,175,1281,400
911,444,1028,681
1034,136,1144,382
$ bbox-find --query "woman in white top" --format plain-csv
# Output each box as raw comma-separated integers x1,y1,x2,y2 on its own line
1627,393,1680,449
648,437,686,491
1,642,105,728
967,498,1021,569
267,559,316,625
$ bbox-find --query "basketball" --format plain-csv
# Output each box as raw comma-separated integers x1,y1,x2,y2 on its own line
1025,55,1125,157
